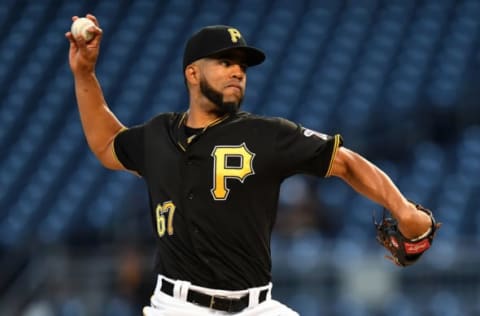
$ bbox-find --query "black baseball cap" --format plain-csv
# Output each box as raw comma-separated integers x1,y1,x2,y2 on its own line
183,25,265,70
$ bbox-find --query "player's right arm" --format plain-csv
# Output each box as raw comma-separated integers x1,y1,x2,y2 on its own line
66,14,125,171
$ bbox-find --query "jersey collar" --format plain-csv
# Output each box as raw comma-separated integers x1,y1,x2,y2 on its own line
176,111,231,150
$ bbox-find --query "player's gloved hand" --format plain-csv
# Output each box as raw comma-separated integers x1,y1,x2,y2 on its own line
373,202,440,267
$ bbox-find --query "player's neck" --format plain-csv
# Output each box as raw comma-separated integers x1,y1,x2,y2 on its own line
184,108,223,128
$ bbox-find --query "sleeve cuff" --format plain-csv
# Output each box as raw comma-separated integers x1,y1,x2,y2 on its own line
324,134,343,177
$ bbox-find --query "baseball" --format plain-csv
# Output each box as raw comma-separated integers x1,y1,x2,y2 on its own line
71,17,95,42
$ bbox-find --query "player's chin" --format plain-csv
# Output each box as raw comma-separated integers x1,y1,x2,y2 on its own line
223,93,243,105
224,86,243,98
216,100,241,115
222,96,239,107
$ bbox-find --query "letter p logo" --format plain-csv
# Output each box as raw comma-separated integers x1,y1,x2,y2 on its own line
227,28,242,43
210,143,255,200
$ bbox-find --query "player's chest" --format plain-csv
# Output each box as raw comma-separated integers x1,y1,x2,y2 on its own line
148,134,274,195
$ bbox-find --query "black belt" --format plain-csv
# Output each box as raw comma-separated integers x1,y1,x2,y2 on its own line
160,279,268,313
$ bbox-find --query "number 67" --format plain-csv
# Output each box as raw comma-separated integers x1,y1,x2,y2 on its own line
155,201,176,237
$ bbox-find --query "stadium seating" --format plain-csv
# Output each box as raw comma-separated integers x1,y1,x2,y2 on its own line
0,1,479,315
0,0,478,253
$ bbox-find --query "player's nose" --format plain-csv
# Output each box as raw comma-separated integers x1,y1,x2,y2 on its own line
230,64,245,80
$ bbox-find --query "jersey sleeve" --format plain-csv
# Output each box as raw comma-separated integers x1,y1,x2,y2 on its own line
113,125,146,176
273,118,343,178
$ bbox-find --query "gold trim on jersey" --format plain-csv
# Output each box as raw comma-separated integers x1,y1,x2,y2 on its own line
177,111,230,150
177,142,187,152
177,112,188,128
206,113,230,128
179,110,230,130
325,134,341,177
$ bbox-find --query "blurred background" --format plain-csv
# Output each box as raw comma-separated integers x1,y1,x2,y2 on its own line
0,0,479,315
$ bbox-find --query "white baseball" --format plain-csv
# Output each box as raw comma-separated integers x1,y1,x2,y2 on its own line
71,17,95,42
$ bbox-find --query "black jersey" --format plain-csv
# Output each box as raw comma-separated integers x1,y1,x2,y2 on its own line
114,111,342,290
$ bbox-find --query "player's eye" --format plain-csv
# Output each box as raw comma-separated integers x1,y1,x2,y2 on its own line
220,59,248,72
220,59,231,67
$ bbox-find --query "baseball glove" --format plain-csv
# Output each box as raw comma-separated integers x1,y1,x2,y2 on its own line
373,202,439,267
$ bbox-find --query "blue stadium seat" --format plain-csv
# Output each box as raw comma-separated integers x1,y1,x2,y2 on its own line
427,0,480,108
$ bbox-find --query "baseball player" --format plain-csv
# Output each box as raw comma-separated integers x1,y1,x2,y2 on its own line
66,14,436,316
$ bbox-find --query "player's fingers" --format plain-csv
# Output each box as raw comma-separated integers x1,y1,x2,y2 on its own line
89,25,103,37
86,25,103,47
65,32,78,49
77,14,102,45
65,31,74,41
86,13,99,26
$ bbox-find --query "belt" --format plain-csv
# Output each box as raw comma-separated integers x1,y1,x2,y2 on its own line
160,279,268,313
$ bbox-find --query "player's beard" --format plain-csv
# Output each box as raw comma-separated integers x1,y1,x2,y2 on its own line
199,77,243,116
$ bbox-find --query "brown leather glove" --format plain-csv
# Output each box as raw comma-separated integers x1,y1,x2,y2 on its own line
374,202,440,267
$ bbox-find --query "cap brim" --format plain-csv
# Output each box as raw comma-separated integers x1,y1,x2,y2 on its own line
205,46,266,67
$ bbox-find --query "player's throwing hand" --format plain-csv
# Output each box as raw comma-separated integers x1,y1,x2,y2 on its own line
66,14,103,74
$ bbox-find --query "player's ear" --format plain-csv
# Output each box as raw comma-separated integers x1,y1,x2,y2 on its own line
185,64,199,85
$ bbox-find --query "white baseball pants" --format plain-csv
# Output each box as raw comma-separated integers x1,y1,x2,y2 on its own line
142,275,299,316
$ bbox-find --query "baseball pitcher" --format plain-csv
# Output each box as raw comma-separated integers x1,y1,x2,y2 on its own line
66,14,438,316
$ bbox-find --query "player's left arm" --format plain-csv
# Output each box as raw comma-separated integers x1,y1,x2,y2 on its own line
329,146,431,239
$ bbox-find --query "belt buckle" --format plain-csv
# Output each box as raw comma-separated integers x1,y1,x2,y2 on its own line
209,295,234,311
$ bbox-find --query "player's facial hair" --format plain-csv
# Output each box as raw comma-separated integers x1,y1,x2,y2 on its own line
199,77,243,116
